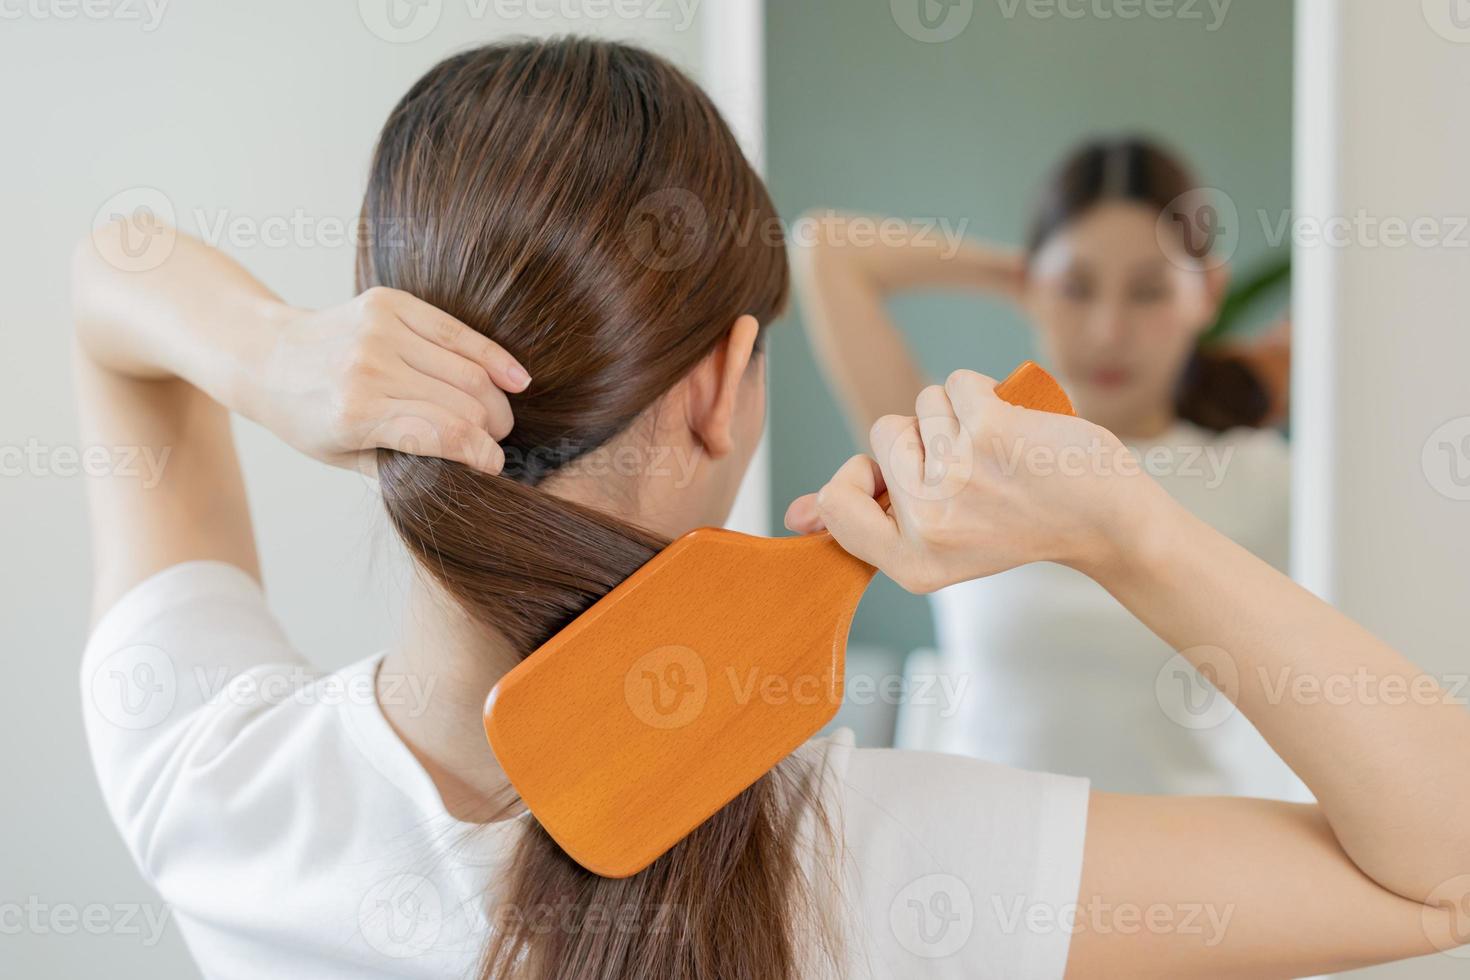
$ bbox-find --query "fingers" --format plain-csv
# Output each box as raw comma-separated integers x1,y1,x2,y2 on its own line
915,384,963,488
784,493,823,533
374,400,505,476
943,369,1000,432
398,333,515,439
386,290,532,393
869,414,923,500
813,454,899,569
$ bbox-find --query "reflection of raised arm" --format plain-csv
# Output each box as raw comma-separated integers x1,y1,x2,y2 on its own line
791,211,1024,444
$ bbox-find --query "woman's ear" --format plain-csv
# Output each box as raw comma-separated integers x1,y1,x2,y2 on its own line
684,314,760,459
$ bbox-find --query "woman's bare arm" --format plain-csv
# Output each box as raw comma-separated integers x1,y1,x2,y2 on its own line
789,371,1470,976
791,211,1023,444
72,223,527,615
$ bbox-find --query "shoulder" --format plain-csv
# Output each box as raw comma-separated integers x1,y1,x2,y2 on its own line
80,561,323,876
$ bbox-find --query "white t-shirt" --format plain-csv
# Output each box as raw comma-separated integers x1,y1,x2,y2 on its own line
921,423,1304,798
82,561,1090,979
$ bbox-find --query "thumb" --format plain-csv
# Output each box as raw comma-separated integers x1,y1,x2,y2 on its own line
816,455,900,569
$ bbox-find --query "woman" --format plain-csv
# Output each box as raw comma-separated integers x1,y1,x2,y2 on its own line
75,38,1470,979
795,139,1300,797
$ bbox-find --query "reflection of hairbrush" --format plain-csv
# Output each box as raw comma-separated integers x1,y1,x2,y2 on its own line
484,362,1076,878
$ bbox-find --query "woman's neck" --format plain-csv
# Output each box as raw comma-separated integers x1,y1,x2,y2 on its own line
378,575,524,822
1095,404,1178,442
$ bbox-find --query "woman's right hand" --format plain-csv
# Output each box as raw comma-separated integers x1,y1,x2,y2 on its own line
250,287,531,476
785,369,1169,592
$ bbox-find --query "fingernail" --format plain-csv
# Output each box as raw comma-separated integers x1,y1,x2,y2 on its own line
507,365,532,391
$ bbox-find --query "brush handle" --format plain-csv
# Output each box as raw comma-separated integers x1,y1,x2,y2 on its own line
992,360,1076,417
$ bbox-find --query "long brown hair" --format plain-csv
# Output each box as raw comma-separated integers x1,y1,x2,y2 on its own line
356,38,833,980
1026,136,1271,431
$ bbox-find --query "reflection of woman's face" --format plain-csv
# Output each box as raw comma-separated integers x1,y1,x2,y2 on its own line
1023,201,1219,437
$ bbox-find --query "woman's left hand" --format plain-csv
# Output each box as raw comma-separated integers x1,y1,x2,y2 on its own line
251,286,531,476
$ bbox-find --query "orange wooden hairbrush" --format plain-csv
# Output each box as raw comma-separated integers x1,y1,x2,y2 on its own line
483,362,1075,877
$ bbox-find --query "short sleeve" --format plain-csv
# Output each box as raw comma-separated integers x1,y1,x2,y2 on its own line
79,561,312,877
826,737,1089,979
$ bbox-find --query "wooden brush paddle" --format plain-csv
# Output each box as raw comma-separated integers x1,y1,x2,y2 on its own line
484,361,1075,877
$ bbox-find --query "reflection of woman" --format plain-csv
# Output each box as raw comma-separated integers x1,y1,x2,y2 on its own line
74,44,1470,978
797,138,1300,796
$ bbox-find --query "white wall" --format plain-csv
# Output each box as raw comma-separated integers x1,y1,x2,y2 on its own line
1295,1,1470,976
0,3,742,976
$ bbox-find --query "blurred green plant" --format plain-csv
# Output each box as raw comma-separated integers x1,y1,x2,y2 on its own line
1204,254,1290,345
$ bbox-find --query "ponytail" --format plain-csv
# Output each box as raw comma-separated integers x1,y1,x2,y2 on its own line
379,452,830,980
358,38,834,980
1175,348,1272,432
